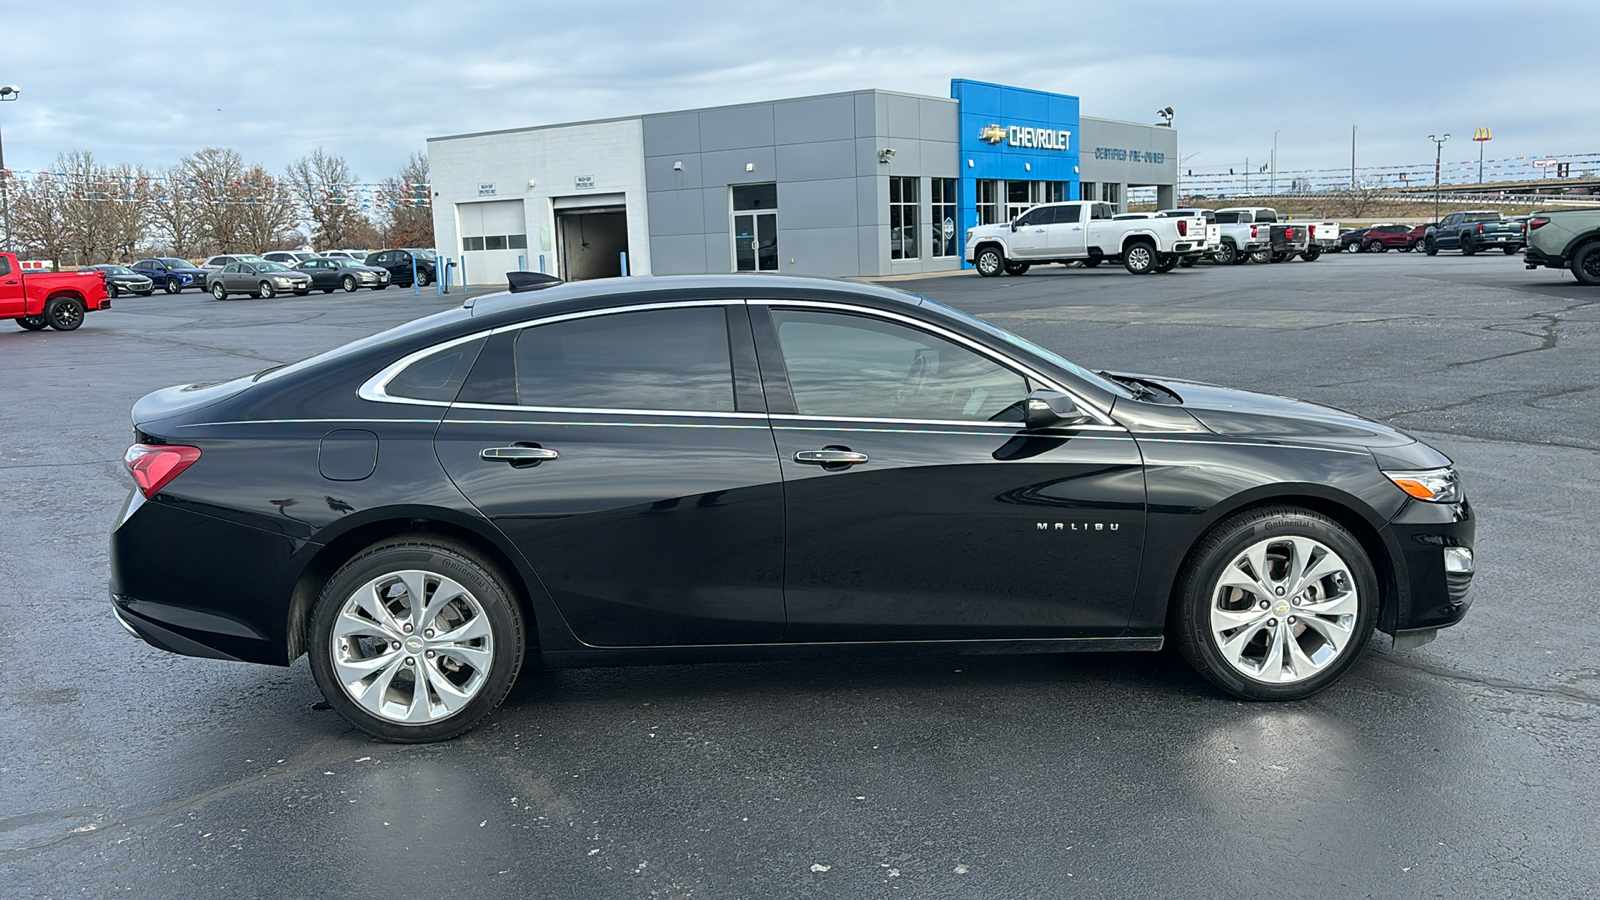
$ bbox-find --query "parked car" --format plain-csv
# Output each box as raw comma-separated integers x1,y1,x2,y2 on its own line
319,250,362,261
365,248,437,286
1339,227,1376,253
3,252,112,331
294,257,393,292
1361,225,1419,253
1424,211,1523,255
1406,224,1435,248
206,260,313,299
1154,208,1222,266
966,201,1208,274
1208,208,1276,265
130,257,210,294
1213,208,1309,263
263,251,321,266
200,254,269,271
1523,209,1600,284
111,274,1477,742
82,264,154,297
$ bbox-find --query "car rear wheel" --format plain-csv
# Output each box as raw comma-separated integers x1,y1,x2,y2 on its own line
15,316,48,331
45,296,85,331
1179,256,1198,267
975,246,1004,277
308,538,525,743
1173,506,1376,700
1123,242,1156,274
1083,254,1104,268
416,270,433,287
1460,234,1476,256
211,283,227,300
164,277,181,294
322,288,335,294
1573,242,1600,286
258,281,276,299
1003,261,1030,275
1212,242,1237,265
1502,245,1519,256
1153,253,1179,273
1301,245,1322,261
1249,250,1271,264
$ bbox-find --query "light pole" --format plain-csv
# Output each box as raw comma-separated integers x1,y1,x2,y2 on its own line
0,85,18,250
1429,133,1451,223
1351,125,1358,190
1271,130,1280,195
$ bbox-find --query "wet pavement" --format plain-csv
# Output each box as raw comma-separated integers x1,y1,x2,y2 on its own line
2,254,1595,898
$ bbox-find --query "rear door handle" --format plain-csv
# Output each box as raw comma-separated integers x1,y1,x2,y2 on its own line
481,446,559,462
794,449,869,465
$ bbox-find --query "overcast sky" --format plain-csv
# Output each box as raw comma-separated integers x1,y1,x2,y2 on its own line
4,0,1594,186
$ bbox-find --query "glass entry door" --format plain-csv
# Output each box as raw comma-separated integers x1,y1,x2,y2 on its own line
732,183,778,272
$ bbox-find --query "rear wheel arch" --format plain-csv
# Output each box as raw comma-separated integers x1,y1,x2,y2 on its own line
1560,231,1600,262
286,514,544,663
1164,491,1401,637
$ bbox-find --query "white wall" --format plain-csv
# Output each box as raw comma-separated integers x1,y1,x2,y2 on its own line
429,118,652,284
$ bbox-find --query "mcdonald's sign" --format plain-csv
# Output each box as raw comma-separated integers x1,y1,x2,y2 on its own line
1473,127,1492,141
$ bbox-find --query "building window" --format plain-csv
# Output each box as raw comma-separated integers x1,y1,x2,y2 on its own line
1079,182,1095,202
1045,181,1068,203
463,236,484,251
1100,182,1121,208
463,234,527,253
889,177,919,260
976,180,1001,225
931,178,957,258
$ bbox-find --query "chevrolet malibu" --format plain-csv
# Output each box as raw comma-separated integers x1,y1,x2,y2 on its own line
110,275,1475,742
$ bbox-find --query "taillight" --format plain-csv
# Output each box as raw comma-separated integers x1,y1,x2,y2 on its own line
1309,225,1317,238
124,444,202,498
1285,227,1295,240
1251,225,1259,238
1178,220,1188,237
1476,223,1484,234
1529,217,1549,230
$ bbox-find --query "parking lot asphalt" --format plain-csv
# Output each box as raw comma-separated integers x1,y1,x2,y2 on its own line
2,254,1596,898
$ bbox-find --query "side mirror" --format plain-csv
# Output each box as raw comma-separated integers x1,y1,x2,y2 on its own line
1023,389,1087,430
1011,220,1022,232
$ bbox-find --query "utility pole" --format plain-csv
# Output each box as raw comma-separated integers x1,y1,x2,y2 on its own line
1429,133,1451,222
1271,131,1280,195
1351,125,1358,190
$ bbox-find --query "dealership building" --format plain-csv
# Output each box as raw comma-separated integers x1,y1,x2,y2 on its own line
427,79,1179,283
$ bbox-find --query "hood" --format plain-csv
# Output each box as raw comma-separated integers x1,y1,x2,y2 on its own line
1128,375,1417,448
168,266,208,276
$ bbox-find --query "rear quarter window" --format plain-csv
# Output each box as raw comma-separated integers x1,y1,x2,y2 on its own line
386,337,488,403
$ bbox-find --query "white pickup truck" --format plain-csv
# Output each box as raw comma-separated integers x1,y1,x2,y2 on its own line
965,201,1208,275
1155,208,1223,267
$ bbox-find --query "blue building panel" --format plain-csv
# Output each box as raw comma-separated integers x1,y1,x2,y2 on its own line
951,79,1081,267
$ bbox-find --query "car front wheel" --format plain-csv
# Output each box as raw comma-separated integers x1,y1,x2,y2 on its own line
1172,506,1376,700
258,281,276,299
308,538,525,743
164,277,181,294
1212,242,1237,265
342,275,358,292
416,269,433,287
211,283,227,300
975,247,1004,277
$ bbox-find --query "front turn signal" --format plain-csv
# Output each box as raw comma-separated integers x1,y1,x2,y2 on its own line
1383,468,1462,503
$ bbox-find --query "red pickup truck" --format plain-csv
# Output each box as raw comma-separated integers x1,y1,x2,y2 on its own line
1,253,111,331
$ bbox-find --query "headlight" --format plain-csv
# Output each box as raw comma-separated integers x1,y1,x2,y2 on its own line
1383,467,1462,503
275,277,294,286
965,229,974,242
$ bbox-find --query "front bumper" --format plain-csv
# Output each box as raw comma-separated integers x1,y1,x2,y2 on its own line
1383,496,1475,637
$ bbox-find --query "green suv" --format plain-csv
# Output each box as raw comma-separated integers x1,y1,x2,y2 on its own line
1524,210,1600,285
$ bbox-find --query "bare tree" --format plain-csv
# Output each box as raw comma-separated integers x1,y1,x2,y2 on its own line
234,165,301,253
286,148,371,249
378,152,434,248
150,164,204,258
179,147,251,254
9,170,71,266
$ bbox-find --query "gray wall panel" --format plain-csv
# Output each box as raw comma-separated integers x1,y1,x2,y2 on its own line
857,225,882,275
649,233,709,275
780,227,863,277
856,175,881,224
644,155,702,190
774,95,857,145
879,141,922,175
775,139,856,183
701,187,729,238
700,147,778,186
1079,117,1179,186
642,113,701,156
645,189,706,236
698,105,776,151
884,94,921,138
778,178,858,230
704,232,732,273
919,98,959,143
854,93,880,139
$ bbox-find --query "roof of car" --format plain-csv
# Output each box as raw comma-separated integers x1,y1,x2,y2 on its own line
466,274,926,319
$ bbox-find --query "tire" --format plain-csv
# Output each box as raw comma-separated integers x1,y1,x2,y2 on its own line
1573,242,1600,286
1502,245,1519,256
322,288,335,294
44,296,85,331
1366,241,1386,253
211,283,227,301
106,282,119,299
1123,242,1156,274
258,281,276,299
342,275,358,292
1172,506,1377,701
1083,255,1103,268
1301,245,1322,261
1179,256,1198,268
1270,251,1288,263
1402,242,1416,252
1153,253,1179,273
1249,250,1271,264
16,316,48,331
975,246,1004,277
1460,234,1476,256
416,269,433,287
1003,261,1030,276
164,277,181,294
1212,242,1237,265
307,537,526,743
1425,238,1438,256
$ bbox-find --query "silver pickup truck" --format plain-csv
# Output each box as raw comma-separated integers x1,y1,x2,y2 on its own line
1523,209,1600,284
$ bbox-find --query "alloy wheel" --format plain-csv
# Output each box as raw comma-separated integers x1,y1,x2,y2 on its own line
1207,535,1359,685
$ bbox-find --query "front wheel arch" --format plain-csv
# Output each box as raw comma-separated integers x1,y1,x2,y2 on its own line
286,512,544,664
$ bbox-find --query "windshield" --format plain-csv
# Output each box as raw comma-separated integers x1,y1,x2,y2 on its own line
157,258,190,268
405,249,437,260
915,297,1134,399
98,265,134,274
258,262,293,272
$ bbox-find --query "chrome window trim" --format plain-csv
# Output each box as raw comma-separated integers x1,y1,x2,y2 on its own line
751,298,1119,427
359,296,1119,429
771,413,1123,432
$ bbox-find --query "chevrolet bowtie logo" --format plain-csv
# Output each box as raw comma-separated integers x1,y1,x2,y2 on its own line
980,124,1007,144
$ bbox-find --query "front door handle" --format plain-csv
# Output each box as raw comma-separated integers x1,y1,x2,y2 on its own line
794,449,869,465
481,446,559,462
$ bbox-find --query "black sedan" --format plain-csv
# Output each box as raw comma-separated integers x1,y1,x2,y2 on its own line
206,260,313,299
364,248,436,287
82,264,154,297
110,275,1475,742
294,257,393,292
